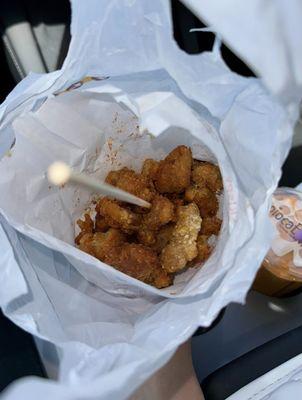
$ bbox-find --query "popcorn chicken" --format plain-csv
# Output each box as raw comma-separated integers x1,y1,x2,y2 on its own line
185,185,218,217
161,203,201,273
106,167,155,202
141,159,159,181
195,234,212,263
96,197,141,232
76,146,222,288
155,146,192,193
200,216,222,236
192,161,223,193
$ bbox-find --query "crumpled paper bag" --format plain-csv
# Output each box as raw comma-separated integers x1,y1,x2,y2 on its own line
0,0,298,399
0,86,232,299
183,0,302,102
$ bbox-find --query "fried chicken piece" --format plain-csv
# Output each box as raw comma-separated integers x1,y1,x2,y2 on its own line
110,243,159,282
75,213,94,244
75,147,223,289
78,232,95,255
96,197,141,232
151,266,173,289
152,224,175,254
185,185,218,217
106,167,154,202
165,194,185,222
105,170,120,186
141,159,159,181
137,196,174,246
77,228,172,288
200,216,222,236
143,195,174,230
78,229,126,259
92,229,126,261
94,213,109,232
166,193,185,209
77,213,94,232
192,159,201,168
161,203,201,273
137,229,157,246
108,243,171,288
195,234,212,263
192,162,223,193
155,146,192,193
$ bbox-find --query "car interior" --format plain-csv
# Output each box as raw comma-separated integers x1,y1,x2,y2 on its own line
0,1,302,399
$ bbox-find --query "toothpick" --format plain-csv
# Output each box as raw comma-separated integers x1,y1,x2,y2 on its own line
47,162,151,208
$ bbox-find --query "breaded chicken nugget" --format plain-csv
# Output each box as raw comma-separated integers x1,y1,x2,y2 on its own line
92,229,126,261
166,193,185,209
155,146,192,193
192,162,223,193
195,234,212,263
137,195,174,246
150,265,173,289
96,197,141,232
77,232,95,255
111,243,163,284
152,224,175,254
137,229,157,246
78,229,171,288
161,203,201,273
185,185,218,217
75,213,94,244
141,159,159,181
200,216,222,236
94,213,109,233
106,167,154,202
143,195,174,230
76,146,223,289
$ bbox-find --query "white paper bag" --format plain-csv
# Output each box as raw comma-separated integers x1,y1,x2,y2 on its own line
0,1,299,399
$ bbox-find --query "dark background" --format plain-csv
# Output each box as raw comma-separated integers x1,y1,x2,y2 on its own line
0,0,301,394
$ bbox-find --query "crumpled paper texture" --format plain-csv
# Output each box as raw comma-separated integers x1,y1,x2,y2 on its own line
183,0,302,102
0,0,298,399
